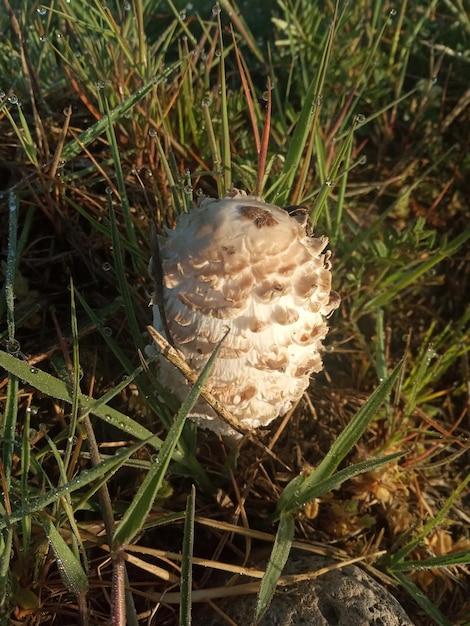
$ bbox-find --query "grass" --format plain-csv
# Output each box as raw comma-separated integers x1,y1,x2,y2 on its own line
0,0,469,624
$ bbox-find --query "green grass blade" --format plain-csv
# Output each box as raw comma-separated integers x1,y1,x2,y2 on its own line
102,94,138,252
284,452,405,515
75,290,209,485
331,123,355,241
255,511,295,623
112,332,226,549
0,350,165,447
312,358,403,477
2,105,39,167
344,144,458,266
106,194,143,350
391,571,452,626
0,527,13,583
274,5,335,206
387,473,470,566
202,100,222,193
216,6,231,194
363,229,470,311
0,439,147,530
21,404,32,555
275,359,404,517
310,117,358,227
60,65,180,162
61,281,81,479
2,188,19,490
4,191,18,351
393,550,470,572
180,485,196,626
1,371,18,492
41,518,89,595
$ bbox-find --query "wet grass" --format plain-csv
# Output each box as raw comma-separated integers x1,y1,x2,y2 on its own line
0,0,469,624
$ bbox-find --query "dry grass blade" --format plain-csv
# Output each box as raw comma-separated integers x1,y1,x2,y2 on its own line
147,325,251,437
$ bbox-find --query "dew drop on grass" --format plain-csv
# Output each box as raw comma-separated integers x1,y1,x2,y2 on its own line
105,186,113,196
356,113,366,123
215,49,221,57
39,36,47,43
28,428,38,441
104,327,113,336
0,90,5,99
148,128,158,137
201,98,211,107
359,156,367,165
212,3,221,16
389,8,397,16
179,10,187,19
124,1,131,11
6,339,20,355
36,7,47,15
102,262,112,271
63,105,72,116
8,94,18,104
30,367,39,374
325,179,334,187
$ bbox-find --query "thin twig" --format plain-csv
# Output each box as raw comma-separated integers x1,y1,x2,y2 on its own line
147,325,250,437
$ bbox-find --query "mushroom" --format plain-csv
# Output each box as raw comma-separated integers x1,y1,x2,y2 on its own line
149,190,340,439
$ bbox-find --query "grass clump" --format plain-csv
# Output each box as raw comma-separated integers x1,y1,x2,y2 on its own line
1,1,469,625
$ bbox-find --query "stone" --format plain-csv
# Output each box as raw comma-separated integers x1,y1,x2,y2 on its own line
194,551,414,625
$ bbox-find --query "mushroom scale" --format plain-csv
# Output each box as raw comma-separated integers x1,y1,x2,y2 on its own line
149,190,340,438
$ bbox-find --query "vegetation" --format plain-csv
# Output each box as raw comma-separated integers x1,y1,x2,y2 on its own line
1,0,469,624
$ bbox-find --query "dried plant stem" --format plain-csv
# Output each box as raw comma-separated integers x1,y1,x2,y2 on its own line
147,325,251,437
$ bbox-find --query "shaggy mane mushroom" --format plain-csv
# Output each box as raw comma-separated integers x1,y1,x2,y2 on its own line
148,190,340,439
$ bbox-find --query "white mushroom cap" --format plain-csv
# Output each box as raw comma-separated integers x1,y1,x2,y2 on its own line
149,190,340,438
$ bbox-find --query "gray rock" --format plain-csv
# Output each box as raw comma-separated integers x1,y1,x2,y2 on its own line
195,551,414,625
